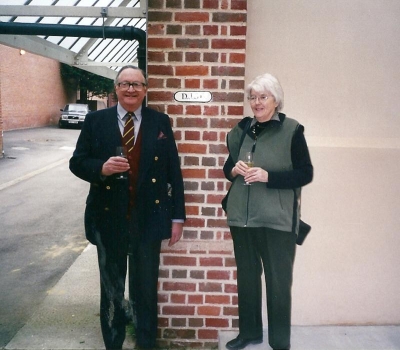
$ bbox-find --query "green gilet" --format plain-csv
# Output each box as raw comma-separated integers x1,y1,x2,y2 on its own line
226,116,301,233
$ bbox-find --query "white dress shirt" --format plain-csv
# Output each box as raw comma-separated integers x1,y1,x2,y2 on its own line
117,103,142,144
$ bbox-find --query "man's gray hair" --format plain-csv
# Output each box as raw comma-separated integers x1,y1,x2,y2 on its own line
114,65,147,86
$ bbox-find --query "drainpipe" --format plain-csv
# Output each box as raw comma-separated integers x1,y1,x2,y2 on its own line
0,22,147,74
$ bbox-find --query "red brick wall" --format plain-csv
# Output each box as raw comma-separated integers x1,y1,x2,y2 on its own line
148,0,247,347
0,44,67,131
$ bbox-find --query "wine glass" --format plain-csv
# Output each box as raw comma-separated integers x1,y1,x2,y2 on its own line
242,151,254,185
116,146,128,180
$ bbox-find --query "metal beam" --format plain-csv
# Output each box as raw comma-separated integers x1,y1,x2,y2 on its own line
0,35,118,80
0,5,146,18
0,34,75,65
0,22,147,76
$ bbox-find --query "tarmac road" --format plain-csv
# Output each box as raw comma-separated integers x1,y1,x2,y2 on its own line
0,126,89,347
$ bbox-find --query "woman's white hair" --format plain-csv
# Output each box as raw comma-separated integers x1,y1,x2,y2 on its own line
246,73,284,112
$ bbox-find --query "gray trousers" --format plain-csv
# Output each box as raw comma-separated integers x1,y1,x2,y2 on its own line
230,226,296,350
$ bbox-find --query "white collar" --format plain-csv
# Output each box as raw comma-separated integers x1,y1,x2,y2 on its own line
117,103,142,122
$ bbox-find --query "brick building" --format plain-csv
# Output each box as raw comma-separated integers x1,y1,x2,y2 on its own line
0,45,67,131
0,1,247,347
147,1,246,347
0,44,68,158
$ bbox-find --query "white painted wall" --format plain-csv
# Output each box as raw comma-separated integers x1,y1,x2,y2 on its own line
246,0,400,325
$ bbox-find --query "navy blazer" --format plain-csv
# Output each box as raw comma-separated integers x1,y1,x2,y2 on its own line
70,105,186,244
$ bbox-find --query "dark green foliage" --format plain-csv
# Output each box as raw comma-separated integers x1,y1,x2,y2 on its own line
60,63,114,101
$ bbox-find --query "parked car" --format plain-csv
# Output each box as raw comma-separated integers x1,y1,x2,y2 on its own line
58,103,90,128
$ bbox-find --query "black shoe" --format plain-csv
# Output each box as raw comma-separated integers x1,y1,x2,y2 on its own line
226,335,263,350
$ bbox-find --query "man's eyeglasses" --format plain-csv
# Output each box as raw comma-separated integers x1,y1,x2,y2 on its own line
117,81,147,91
248,95,269,104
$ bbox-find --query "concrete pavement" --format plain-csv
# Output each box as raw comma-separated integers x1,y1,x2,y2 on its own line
4,242,400,350
2,127,400,349
4,244,136,350
219,327,400,350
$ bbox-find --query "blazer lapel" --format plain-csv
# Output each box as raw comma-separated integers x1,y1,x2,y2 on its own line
102,106,122,156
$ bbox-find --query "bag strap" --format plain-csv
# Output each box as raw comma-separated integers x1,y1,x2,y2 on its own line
239,118,252,150
222,118,252,213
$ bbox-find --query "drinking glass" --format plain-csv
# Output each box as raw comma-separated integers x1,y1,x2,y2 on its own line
242,151,254,185
116,146,128,180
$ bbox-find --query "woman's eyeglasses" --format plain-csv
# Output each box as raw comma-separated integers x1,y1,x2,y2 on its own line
248,95,269,104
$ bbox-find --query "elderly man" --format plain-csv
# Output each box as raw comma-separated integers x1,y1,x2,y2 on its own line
70,65,186,349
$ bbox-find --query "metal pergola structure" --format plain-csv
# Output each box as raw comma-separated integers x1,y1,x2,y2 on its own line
0,0,147,80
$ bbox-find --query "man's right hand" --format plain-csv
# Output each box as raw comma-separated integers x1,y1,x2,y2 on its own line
101,156,130,176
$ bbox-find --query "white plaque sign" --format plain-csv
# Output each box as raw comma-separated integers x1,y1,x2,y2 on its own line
174,91,212,103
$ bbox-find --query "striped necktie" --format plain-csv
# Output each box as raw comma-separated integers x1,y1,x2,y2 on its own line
123,112,135,153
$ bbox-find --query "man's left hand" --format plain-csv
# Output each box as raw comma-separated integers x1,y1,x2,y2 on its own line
169,222,183,246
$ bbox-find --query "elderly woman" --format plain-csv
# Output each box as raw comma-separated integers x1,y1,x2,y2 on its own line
223,73,313,350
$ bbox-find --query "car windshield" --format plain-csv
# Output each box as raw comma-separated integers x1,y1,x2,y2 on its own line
65,105,87,113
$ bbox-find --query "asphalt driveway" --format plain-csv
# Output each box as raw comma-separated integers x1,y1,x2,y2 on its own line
0,126,89,347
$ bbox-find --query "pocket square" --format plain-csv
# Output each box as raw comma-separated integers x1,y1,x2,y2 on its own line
157,131,167,140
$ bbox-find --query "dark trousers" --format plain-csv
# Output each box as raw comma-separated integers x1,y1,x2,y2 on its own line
230,226,296,350
96,220,162,349
128,234,161,348
97,239,128,350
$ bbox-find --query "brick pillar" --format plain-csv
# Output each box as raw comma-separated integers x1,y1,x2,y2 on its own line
148,0,247,347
